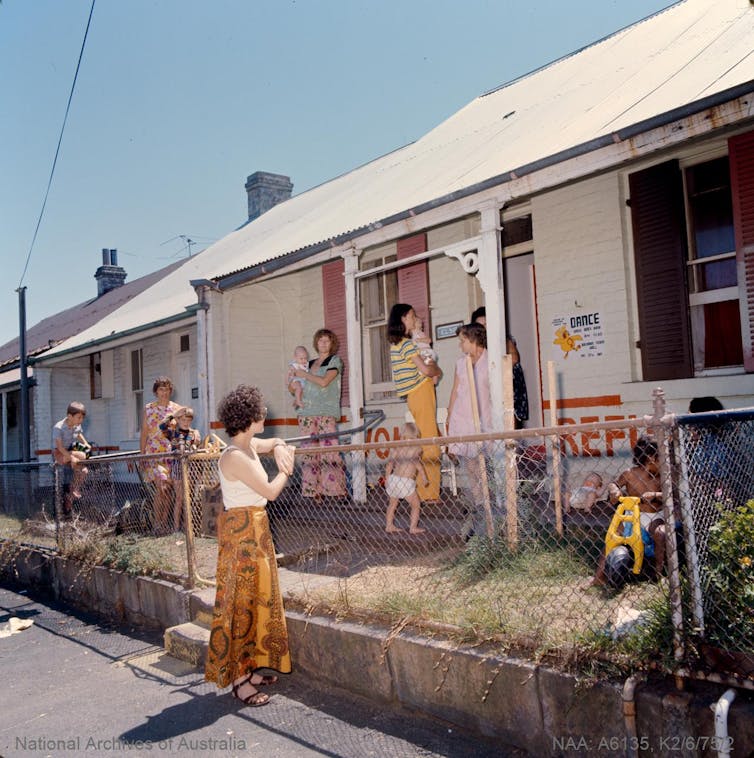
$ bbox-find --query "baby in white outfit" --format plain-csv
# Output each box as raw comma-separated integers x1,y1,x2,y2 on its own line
286,345,310,409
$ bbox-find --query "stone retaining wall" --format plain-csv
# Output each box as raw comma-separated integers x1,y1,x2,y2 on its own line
2,543,753,757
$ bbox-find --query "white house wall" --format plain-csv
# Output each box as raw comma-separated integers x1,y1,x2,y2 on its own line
33,326,198,460
533,163,753,422
221,268,326,436
533,172,632,413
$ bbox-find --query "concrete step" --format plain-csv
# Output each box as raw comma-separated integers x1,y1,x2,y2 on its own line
188,586,215,627
166,566,344,669
164,621,209,668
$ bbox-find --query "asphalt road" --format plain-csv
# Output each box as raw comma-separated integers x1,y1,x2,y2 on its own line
0,585,526,758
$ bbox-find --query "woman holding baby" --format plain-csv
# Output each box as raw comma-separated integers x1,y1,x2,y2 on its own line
288,328,347,500
387,304,443,503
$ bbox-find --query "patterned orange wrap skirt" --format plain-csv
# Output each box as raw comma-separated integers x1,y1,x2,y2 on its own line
204,506,292,688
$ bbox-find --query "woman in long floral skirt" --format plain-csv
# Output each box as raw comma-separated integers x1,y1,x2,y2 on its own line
204,385,295,707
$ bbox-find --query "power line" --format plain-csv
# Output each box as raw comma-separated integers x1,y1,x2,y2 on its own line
18,0,96,288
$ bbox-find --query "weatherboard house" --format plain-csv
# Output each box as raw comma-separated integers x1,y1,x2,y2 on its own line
0,252,190,461
13,0,754,482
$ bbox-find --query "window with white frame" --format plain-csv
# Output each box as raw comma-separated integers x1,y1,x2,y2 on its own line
90,352,102,399
629,149,746,381
360,254,399,401
130,348,144,435
683,156,741,372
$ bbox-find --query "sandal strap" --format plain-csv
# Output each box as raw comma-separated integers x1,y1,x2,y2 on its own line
232,680,270,707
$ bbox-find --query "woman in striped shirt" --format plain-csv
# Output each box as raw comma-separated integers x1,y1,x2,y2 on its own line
387,304,443,503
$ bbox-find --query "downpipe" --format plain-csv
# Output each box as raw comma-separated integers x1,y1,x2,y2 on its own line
623,674,644,758
713,688,736,758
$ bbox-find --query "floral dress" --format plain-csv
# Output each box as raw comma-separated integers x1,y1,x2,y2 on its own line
142,401,180,481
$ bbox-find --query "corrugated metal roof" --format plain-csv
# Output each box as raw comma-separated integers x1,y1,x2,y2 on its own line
0,258,189,371
40,0,754,360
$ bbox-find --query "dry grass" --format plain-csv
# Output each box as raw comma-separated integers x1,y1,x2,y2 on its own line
285,547,667,663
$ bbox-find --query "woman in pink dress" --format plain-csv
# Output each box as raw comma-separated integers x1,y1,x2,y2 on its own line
446,323,496,539
140,376,181,534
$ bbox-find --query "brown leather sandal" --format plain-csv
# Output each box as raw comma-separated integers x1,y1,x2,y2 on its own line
231,679,270,707
254,674,278,687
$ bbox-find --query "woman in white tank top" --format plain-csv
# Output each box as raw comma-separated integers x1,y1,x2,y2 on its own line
204,385,295,707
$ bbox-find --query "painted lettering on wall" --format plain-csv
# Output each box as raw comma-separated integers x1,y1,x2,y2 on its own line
365,425,402,459
552,311,605,359
558,415,638,457
366,414,637,458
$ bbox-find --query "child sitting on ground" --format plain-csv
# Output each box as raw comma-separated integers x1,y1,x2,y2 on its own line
159,406,202,533
568,471,604,512
286,345,310,409
385,422,429,534
589,436,666,587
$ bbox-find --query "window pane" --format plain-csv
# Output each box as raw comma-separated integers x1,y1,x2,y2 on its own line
361,275,384,324
703,299,743,367
370,324,392,384
687,157,735,261
90,352,102,400
385,268,398,313
699,258,737,291
134,391,144,432
131,349,143,391
502,215,533,247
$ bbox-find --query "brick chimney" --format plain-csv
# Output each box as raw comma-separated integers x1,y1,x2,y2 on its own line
245,172,293,222
94,248,127,297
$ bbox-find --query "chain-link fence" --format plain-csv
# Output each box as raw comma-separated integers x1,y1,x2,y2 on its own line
1,396,752,681
673,408,754,680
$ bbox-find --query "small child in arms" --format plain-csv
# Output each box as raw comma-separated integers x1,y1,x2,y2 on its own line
286,345,310,410
385,422,428,534
411,319,437,365
410,319,439,385
159,406,202,533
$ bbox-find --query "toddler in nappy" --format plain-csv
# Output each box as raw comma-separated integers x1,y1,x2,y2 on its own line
385,422,428,534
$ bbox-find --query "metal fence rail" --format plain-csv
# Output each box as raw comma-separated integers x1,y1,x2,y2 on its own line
1,395,752,682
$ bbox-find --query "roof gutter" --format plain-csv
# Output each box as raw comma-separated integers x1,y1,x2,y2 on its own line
216,79,754,291
28,305,200,365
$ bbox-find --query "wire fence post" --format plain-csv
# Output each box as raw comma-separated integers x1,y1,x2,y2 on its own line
502,354,518,548
180,452,196,589
547,361,564,537
53,463,62,550
652,387,686,670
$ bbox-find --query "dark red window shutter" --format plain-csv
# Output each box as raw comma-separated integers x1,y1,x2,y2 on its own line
321,258,349,405
729,130,754,372
397,232,430,334
629,160,692,380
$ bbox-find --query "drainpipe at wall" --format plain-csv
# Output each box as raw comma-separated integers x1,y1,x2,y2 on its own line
623,673,645,758
713,688,736,758
343,248,367,503
191,279,222,435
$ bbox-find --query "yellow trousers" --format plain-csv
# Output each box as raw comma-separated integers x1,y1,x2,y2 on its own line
406,378,441,501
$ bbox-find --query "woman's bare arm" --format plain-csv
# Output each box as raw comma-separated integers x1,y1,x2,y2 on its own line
411,354,442,379
294,367,338,388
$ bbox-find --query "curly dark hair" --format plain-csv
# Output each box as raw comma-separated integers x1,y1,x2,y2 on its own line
312,328,339,356
387,303,413,345
152,376,174,394
217,385,267,437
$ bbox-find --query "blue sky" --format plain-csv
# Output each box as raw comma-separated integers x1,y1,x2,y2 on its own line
0,0,674,348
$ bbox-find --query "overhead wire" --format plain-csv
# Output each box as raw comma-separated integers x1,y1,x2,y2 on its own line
18,0,96,288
